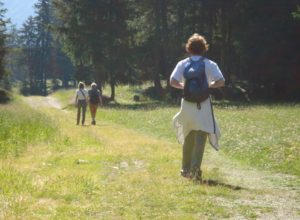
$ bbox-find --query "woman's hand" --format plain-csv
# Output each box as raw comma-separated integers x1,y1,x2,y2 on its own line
170,78,184,89
209,79,225,89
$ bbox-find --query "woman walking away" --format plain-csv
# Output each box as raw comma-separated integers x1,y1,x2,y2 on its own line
75,82,89,126
88,82,103,125
170,33,225,182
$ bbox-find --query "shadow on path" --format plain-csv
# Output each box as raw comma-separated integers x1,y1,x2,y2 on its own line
202,179,243,191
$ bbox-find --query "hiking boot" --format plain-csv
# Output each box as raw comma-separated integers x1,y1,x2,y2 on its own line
180,169,191,178
191,168,202,183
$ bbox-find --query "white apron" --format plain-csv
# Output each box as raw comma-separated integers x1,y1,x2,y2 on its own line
173,97,221,150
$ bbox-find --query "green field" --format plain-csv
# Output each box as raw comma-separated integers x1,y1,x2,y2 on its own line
0,87,299,219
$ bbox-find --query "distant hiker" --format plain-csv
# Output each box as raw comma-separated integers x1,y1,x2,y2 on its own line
88,82,102,125
170,33,225,182
75,82,89,126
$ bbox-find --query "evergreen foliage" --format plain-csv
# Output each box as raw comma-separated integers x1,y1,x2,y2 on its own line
0,1,8,82
53,0,132,100
4,0,300,101
52,0,300,101
6,0,75,95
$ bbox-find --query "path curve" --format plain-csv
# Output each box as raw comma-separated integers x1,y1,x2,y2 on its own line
24,96,62,110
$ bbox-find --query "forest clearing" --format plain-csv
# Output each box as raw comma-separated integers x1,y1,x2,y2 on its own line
0,1,300,219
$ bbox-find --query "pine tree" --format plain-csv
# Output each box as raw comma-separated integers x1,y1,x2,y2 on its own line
34,0,53,95
19,16,39,93
0,1,8,82
53,0,131,100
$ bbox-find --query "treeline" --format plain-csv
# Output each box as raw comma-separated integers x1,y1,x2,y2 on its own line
0,2,8,88
5,0,74,95
1,0,300,101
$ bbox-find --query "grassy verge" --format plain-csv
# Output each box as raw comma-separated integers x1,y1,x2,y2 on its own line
0,99,58,157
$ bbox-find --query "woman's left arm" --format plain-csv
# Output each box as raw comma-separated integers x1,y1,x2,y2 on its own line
209,78,225,88
206,61,225,89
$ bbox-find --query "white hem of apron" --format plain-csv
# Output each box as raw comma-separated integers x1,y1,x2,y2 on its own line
172,98,221,151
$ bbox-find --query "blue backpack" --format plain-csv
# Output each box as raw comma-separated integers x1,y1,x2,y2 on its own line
88,89,101,104
183,57,210,104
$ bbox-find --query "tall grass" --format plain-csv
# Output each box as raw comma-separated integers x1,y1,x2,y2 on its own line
219,104,300,175
0,100,57,157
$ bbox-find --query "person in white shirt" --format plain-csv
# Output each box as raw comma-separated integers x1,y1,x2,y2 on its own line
75,82,89,125
170,33,225,182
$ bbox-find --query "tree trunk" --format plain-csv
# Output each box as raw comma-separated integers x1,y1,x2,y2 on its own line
153,0,166,97
110,79,115,100
63,72,68,88
176,0,184,45
91,54,103,90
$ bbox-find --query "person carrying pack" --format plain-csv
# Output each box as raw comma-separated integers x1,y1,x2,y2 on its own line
88,82,103,125
170,33,225,183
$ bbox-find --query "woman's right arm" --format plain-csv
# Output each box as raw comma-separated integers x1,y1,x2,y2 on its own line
170,61,184,89
170,78,184,90
75,93,78,106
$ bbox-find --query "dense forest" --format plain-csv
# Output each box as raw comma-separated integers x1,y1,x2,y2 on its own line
0,0,300,101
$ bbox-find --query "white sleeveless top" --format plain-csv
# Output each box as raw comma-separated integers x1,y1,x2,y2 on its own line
76,89,89,100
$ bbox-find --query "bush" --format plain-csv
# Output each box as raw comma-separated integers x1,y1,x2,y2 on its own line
0,89,11,103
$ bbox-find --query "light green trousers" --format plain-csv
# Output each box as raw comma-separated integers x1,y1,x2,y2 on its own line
182,130,207,172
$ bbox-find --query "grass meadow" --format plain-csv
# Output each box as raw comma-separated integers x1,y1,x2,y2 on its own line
0,86,299,219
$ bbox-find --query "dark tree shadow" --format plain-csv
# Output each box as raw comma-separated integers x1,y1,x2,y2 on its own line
201,179,243,191
103,101,177,111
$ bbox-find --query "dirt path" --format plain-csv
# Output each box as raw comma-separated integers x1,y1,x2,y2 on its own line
23,95,300,219
24,96,62,109
205,151,300,219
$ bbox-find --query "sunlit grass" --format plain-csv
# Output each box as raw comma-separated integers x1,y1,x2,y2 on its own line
0,86,299,219
0,105,234,219
219,104,300,175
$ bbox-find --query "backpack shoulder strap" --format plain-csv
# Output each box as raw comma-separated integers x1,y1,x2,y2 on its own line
79,89,86,99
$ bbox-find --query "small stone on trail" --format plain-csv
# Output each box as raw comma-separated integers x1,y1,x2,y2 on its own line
120,162,129,169
76,159,89,164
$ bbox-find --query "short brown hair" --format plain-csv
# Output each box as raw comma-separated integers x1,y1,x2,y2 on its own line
185,33,209,55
